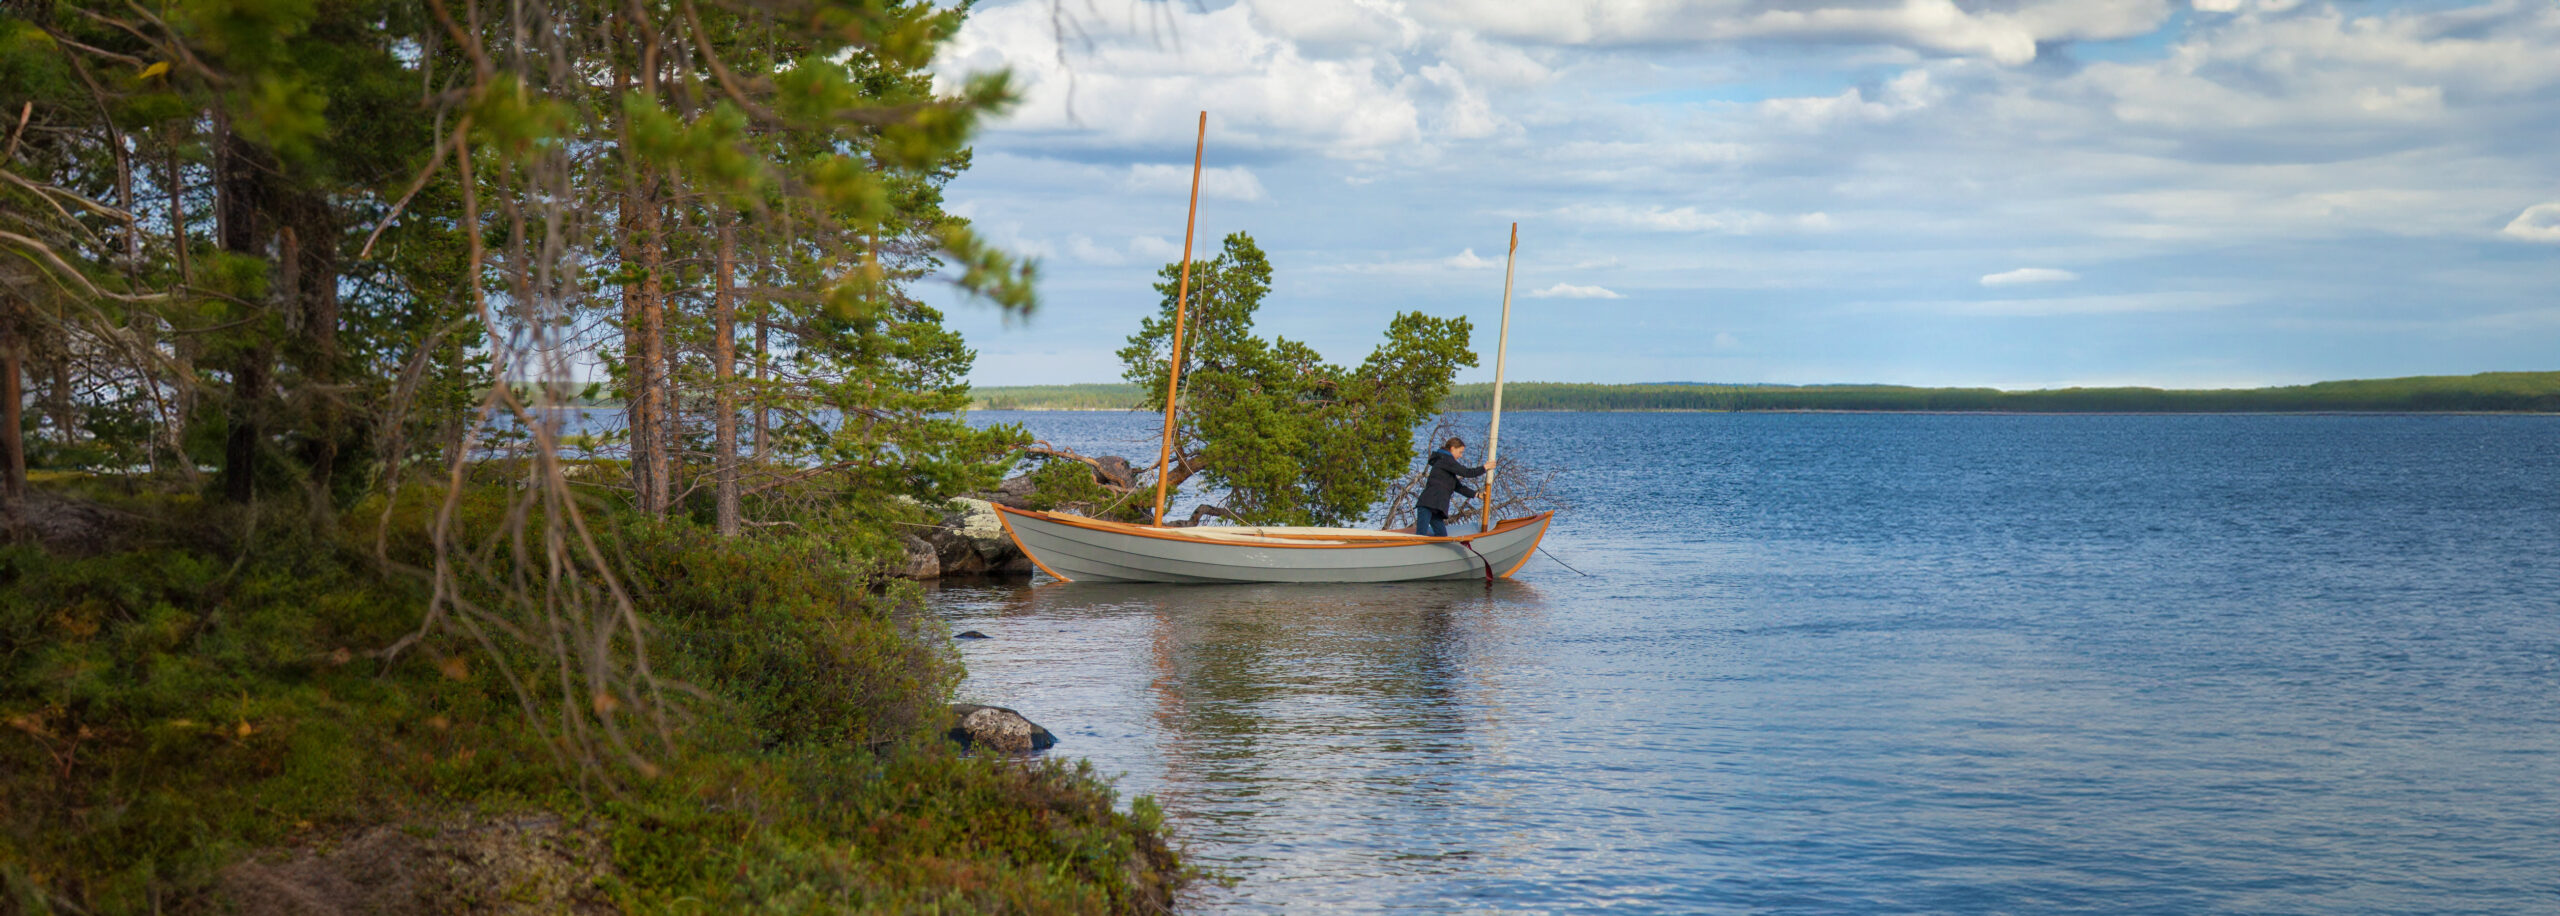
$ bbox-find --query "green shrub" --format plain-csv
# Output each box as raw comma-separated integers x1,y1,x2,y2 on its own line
0,486,1179,913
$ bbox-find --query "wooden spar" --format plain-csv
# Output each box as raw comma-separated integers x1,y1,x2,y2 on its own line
1481,222,1518,532
1152,111,1209,527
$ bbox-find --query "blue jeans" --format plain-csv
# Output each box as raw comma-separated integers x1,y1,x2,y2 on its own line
1416,506,1449,537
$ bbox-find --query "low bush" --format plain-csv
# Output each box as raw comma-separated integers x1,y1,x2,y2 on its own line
0,484,1178,914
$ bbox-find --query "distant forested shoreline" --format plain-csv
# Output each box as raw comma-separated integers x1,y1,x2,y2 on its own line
971,372,2560,413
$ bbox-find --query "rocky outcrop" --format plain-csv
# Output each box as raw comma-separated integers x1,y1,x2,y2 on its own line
947,703,1057,754
896,532,940,579
891,451,1144,579
902,495,1034,579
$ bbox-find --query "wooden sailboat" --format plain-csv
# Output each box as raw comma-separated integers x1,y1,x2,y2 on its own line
992,113,1552,583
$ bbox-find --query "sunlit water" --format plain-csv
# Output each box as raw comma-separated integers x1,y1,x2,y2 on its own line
935,411,2560,914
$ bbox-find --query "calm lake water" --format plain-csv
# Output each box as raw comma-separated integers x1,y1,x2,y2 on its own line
934,411,2560,914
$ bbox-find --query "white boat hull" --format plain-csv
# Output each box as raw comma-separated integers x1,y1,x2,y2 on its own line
994,507,1555,584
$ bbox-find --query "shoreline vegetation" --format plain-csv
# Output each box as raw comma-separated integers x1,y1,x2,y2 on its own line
3,0,1183,910
969,371,2560,414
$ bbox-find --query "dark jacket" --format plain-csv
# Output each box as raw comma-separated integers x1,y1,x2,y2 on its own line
1416,448,1486,514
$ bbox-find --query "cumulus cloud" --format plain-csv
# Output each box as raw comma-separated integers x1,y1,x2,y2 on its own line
1425,0,2177,65
1761,69,1943,128
1055,234,1196,266
1123,164,1269,201
935,1,1425,156
1560,204,1834,234
1527,282,1623,299
1981,267,2081,286
2502,203,2560,243
1318,248,1508,274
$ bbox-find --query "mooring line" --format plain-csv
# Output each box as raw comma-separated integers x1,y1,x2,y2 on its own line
1537,543,1593,577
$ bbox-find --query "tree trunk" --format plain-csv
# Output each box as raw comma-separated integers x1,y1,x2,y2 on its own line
659,196,684,512
216,124,270,504
635,176,669,516
713,222,738,537
1,303,25,505
290,195,342,500
753,311,767,461
48,352,72,448
613,35,662,517
162,123,196,480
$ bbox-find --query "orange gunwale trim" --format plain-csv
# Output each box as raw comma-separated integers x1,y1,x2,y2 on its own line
992,507,1074,582
993,504,1554,550
1498,514,1550,579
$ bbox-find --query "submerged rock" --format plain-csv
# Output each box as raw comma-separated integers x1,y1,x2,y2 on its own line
955,630,990,640
947,703,1056,754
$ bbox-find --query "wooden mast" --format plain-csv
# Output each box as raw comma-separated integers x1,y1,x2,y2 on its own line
1152,112,1208,527
1482,222,1518,532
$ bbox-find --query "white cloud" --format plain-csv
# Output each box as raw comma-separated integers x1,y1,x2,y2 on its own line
938,1,1523,156
1559,204,1834,234
2501,202,2560,243
1527,282,1623,299
1062,235,1125,265
1051,234,1190,266
1123,164,1269,201
936,2,1422,156
1244,0,1416,51
1130,235,1182,260
1427,0,2177,66
1981,267,2081,286
1439,30,1555,89
1761,69,1943,128
1320,248,1509,274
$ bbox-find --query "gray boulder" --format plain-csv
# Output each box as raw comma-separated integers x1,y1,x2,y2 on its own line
895,533,939,580
947,703,1056,754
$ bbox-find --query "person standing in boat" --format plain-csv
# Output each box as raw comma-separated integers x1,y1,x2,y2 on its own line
1415,437,1493,537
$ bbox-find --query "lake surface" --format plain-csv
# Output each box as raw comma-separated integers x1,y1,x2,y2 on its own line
933,411,2560,914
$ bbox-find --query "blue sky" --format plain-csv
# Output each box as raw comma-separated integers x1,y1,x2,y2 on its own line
925,0,2560,388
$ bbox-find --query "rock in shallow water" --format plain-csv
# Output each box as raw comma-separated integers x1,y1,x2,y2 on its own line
948,703,1055,754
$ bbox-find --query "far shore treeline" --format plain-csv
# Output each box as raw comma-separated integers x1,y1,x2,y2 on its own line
971,371,2560,414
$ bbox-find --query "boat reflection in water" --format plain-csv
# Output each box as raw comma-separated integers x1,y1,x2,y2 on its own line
927,577,1552,910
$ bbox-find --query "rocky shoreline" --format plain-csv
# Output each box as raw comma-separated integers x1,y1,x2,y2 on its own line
897,496,1034,579
895,452,1142,579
